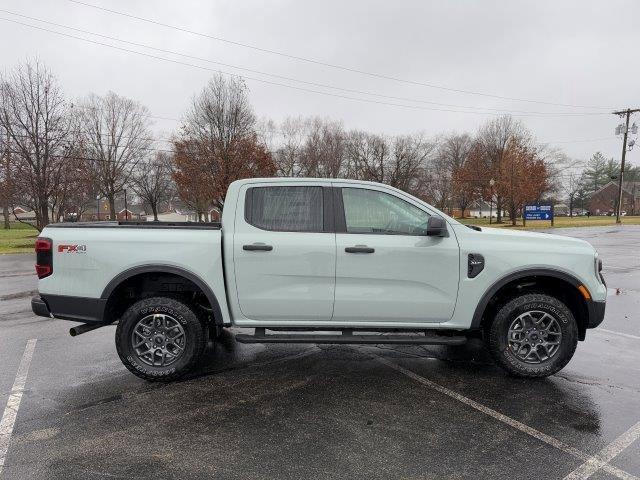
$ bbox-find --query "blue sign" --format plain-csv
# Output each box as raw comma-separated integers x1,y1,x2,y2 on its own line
524,204,553,220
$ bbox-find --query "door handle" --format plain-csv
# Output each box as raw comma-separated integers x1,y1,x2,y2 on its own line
243,243,273,251
345,245,375,254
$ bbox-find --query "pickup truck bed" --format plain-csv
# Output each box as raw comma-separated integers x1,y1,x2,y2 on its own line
45,221,222,229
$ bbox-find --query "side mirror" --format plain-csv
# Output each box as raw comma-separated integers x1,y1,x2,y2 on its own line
426,216,447,237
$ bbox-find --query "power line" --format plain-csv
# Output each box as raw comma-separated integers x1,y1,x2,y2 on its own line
0,16,614,119
0,9,613,117
4,123,627,156
67,0,615,110
543,136,618,144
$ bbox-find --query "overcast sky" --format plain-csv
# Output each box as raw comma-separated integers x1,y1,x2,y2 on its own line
1,0,639,169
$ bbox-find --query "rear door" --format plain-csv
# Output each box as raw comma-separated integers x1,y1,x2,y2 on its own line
332,185,460,324
233,182,336,321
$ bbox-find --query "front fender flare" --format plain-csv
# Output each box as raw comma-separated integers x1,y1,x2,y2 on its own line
470,268,585,330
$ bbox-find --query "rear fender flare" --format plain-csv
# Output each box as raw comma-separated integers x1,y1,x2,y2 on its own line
101,264,224,325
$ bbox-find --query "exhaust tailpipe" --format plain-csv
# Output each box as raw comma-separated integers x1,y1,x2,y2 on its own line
69,323,106,337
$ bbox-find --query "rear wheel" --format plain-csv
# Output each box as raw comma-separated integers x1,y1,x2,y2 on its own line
486,293,578,378
115,296,206,382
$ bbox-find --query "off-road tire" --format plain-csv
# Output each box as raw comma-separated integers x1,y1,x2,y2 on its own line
116,296,206,382
486,293,578,378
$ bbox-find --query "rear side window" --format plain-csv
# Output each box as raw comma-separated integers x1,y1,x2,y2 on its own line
245,186,323,232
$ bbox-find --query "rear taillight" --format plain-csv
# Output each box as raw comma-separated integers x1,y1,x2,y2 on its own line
35,237,53,279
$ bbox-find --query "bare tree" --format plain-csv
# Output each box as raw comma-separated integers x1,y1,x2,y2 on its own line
0,61,73,230
79,91,152,219
132,152,175,221
186,74,255,151
51,135,97,222
563,170,585,217
345,130,435,198
178,74,273,211
430,155,452,211
388,134,435,195
434,133,473,215
273,117,307,177
346,130,389,182
475,115,526,223
300,118,346,178
0,124,14,229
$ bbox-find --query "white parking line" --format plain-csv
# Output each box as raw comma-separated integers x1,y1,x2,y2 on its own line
563,421,640,480
598,328,640,341
0,339,37,478
374,355,638,480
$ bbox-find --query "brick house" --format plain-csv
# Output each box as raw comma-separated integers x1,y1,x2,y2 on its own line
76,200,147,221
588,181,639,215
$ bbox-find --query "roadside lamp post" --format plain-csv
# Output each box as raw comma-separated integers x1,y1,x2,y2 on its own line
489,178,495,225
96,195,101,221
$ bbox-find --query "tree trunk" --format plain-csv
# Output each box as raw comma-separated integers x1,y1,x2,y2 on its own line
458,201,468,219
38,199,50,231
108,195,116,220
568,197,574,217
496,196,503,223
510,205,517,226
2,204,9,229
152,204,158,221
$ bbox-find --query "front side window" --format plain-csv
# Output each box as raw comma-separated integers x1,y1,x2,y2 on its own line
341,188,430,235
246,186,323,232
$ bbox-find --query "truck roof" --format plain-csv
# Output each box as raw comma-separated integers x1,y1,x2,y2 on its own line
231,177,394,188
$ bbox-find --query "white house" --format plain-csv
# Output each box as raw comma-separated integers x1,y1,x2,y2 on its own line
147,211,193,222
467,200,507,218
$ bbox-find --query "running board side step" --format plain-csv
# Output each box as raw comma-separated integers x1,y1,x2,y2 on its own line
235,328,467,345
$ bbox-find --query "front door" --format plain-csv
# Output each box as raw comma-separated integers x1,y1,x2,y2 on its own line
332,185,460,324
233,183,336,322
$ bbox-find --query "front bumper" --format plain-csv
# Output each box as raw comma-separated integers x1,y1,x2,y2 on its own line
587,300,606,329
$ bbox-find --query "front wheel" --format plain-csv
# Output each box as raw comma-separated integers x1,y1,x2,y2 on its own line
115,296,206,382
486,293,578,378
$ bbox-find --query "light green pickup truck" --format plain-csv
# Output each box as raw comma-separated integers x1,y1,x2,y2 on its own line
32,178,606,381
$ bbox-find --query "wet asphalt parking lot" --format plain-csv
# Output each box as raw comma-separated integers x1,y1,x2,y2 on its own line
0,225,639,480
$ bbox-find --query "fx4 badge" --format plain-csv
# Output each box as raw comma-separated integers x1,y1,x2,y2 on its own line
58,244,87,254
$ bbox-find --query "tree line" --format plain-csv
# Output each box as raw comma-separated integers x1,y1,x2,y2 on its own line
0,60,611,230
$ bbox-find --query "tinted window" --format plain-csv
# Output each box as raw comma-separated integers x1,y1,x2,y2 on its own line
341,188,430,235
246,186,323,232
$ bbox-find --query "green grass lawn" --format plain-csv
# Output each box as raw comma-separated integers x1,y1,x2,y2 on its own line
0,222,39,254
459,215,640,230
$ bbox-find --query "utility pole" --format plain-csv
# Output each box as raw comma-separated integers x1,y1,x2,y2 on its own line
613,108,640,224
